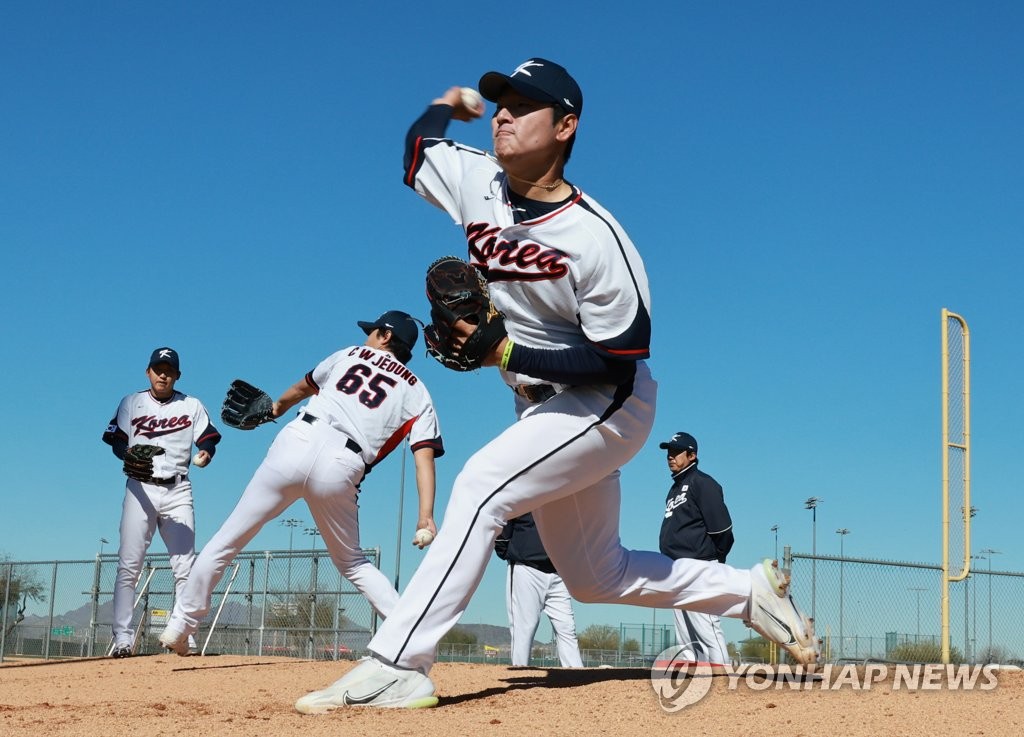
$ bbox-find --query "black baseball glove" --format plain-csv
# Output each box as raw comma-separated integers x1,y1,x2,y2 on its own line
424,256,507,372
123,443,165,482
221,379,276,430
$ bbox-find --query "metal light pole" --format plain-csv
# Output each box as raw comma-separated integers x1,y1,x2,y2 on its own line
804,497,823,621
99,537,109,558
281,518,304,593
836,528,850,655
909,587,927,638
304,527,321,551
980,548,1001,660
394,440,409,590
770,525,779,562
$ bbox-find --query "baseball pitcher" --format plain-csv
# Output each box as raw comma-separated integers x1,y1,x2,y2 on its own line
296,58,818,712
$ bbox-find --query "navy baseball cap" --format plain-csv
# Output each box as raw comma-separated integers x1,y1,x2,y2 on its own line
148,347,180,371
479,58,583,117
659,431,698,454
357,310,419,350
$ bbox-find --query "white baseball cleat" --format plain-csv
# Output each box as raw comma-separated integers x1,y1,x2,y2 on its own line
295,656,438,712
744,559,820,666
158,624,190,656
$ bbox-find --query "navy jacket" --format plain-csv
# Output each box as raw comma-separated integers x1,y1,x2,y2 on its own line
659,462,734,563
494,512,558,574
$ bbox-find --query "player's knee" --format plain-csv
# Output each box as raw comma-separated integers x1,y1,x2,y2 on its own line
561,579,611,604
333,554,370,577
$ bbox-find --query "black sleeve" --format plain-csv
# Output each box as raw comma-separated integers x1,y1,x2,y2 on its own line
699,476,733,562
196,423,222,458
109,437,128,460
505,343,638,385
404,104,454,177
102,416,128,460
708,529,735,563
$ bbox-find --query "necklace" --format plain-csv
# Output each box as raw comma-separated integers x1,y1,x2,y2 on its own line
506,171,565,192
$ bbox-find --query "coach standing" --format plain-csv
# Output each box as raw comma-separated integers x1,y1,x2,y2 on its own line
658,431,734,667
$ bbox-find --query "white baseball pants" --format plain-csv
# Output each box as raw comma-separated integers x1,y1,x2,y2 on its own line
368,363,753,674
506,563,582,667
168,418,399,636
673,609,730,666
113,478,195,647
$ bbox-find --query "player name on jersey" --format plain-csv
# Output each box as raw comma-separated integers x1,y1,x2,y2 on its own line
350,347,419,385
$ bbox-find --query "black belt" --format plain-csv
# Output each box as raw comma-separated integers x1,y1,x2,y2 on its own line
299,413,363,455
512,384,557,403
149,475,181,486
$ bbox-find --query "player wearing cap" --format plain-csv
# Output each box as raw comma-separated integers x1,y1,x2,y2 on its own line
101,347,221,658
158,311,444,655
658,431,733,667
295,58,817,711
495,512,583,667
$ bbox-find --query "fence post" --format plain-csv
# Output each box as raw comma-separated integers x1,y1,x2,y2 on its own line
332,600,342,661
88,554,102,657
1,562,12,662
258,551,270,656
42,561,59,659
245,557,255,656
307,553,320,660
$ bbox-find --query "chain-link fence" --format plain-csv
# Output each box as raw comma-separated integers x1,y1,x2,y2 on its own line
1,548,381,662
5,549,1021,665
787,549,1023,664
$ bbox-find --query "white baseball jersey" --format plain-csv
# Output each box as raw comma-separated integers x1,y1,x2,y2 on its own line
102,388,219,652
303,345,443,466
104,390,219,477
406,137,652,386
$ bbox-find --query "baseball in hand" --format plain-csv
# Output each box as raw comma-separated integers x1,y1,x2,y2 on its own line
193,452,208,468
460,86,484,114
413,528,435,547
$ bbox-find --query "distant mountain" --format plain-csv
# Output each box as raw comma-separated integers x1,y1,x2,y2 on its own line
449,622,514,648
21,599,102,628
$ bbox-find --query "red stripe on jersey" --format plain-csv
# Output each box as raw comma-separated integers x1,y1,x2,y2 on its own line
374,416,418,464
304,372,320,394
590,340,650,358
411,438,445,458
404,137,424,187
604,346,649,356
196,430,221,445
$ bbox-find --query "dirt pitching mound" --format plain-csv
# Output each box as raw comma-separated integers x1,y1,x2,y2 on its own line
1,655,1021,736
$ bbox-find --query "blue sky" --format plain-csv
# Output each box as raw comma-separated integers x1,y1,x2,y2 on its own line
2,2,1021,646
